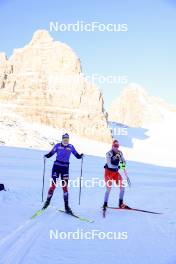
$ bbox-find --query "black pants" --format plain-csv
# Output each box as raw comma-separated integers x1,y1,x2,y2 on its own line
47,164,69,202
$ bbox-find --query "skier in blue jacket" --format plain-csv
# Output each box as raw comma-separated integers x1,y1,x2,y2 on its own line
42,133,83,213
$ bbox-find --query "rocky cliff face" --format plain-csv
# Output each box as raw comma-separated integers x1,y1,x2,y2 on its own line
0,30,111,144
108,83,176,127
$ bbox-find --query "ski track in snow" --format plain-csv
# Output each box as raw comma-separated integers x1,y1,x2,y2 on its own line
0,146,176,264
0,210,56,264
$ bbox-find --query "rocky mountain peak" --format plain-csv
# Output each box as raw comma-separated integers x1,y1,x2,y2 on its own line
0,30,112,146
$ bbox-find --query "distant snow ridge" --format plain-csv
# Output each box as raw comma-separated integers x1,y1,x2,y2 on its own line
108,83,176,127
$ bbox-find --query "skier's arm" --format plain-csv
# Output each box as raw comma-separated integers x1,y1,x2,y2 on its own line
119,151,131,186
71,145,83,159
106,152,114,167
44,144,58,158
120,151,126,164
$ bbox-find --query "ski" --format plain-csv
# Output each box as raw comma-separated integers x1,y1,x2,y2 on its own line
57,209,94,223
108,206,162,215
31,209,45,219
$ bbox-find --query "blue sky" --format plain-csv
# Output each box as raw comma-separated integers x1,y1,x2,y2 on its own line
0,0,176,109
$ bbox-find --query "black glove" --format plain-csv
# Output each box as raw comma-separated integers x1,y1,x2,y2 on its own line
44,152,53,158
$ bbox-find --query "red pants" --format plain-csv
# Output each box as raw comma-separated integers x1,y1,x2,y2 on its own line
104,168,123,188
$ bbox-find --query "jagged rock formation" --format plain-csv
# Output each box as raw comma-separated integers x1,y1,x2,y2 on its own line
0,30,111,143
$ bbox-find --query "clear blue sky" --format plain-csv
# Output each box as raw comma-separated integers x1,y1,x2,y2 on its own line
0,0,176,109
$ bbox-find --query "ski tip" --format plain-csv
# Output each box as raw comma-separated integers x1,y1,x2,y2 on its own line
30,208,45,219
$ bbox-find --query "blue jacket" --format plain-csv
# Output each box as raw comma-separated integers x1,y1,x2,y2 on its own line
45,143,82,167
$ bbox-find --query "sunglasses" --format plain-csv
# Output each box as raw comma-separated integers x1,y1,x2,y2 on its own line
63,138,69,142
113,144,119,148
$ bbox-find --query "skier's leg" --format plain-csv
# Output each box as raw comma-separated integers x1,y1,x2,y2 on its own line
42,165,59,209
48,177,57,199
103,169,113,209
117,172,129,208
103,188,111,209
119,186,125,207
116,172,125,207
60,167,72,213
61,176,69,204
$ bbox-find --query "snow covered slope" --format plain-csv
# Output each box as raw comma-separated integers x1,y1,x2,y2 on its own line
0,146,176,264
110,117,176,168
0,109,110,157
0,109,175,168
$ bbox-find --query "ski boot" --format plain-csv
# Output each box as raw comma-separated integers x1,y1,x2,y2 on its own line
103,201,108,211
119,199,131,209
64,201,73,214
42,197,51,210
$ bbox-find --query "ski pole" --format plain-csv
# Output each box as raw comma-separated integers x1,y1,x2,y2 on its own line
79,156,83,205
42,156,46,203
124,169,131,187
